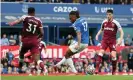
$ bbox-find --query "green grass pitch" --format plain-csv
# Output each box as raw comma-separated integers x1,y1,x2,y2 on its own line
1,75,133,80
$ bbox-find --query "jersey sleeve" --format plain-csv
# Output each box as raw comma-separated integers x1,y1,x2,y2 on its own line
101,23,104,31
40,41,46,48
19,15,27,21
72,23,80,32
38,19,43,28
43,42,46,48
101,20,106,31
114,20,122,30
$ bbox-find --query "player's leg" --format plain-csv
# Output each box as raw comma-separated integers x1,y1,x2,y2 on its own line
19,43,28,73
111,51,117,74
56,42,88,74
55,41,77,67
95,49,105,73
95,40,107,73
31,45,47,75
55,48,77,73
65,48,79,74
66,44,88,74
55,49,71,66
24,52,31,58
109,41,117,75
56,41,81,66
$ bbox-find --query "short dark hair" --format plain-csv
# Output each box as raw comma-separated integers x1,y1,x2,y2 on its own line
69,11,80,18
28,7,35,14
107,9,113,14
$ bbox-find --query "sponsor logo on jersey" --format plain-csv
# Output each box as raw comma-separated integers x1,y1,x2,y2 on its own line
104,27,114,31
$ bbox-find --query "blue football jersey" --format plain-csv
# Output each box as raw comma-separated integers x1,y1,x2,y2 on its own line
72,18,89,44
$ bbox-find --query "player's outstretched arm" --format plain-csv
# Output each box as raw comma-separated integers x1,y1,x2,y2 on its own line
116,28,124,46
115,20,124,46
39,24,44,39
96,20,104,41
95,29,103,41
77,31,81,46
42,41,47,54
74,31,81,49
8,15,26,26
8,19,23,26
44,47,47,54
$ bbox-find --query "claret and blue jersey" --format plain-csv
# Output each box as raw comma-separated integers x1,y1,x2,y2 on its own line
72,18,89,44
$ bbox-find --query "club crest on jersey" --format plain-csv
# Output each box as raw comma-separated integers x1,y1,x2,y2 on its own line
112,23,115,27
104,23,107,26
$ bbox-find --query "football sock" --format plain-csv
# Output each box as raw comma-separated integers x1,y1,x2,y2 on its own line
19,54,24,73
37,60,44,70
56,57,66,66
112,59,117,74
66,58,77,73
95,53,103,73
